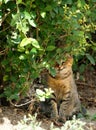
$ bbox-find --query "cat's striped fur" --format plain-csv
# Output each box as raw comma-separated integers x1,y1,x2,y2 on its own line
47,57,81,122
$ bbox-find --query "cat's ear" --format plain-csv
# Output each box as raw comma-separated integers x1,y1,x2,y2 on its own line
65,56,73,66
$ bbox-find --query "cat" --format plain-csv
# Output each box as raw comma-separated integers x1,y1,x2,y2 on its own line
45,56,81,122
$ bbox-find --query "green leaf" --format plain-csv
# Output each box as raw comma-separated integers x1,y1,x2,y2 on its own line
64,0,72,4
11,14,20,26
20,38,32,47
19,54,26,60
49,67,56,77
17,46,25,52
46,45,56,51
17,0,22,4
45,5,52,11
20,38,40,49
30,48,37,53
24,11,31,20
86,53,95,65
25,50,29,54
40,12,46,18
3,75,9,81
4,0,10,4
31,38,40,49
77,0,85,8
28,19,36,27
24,11,36,27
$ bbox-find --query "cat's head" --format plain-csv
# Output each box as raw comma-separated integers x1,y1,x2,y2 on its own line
41,56,73,79
55,56,73,71
54,56,73,79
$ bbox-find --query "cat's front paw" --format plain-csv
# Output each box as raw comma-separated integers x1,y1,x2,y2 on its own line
51,118,64,126
58,116,66,123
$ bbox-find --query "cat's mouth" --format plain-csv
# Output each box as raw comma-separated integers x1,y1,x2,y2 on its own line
54,56,73,71
55,62,66,71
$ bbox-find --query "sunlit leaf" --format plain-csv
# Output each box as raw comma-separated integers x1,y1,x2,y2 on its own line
11,14,20,26
31,38,40,49
24,11,36,27
17,47,25,52
24,11,31,20
20,38,40,49
4,0,10,3
19,54,26,60
40,12,46,18
25,50,29,54
28,19,36,27
20,38,32,47
17,0,22,4
36,89,45,96
77,0,85,8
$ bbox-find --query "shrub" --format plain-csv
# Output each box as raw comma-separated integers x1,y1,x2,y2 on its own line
0,0,96,100
16,114,86,130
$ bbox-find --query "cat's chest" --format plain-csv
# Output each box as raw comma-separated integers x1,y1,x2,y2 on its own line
48,77,71,100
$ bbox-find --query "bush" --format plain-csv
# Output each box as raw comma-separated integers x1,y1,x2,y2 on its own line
0,0,96,100
15,114,86,130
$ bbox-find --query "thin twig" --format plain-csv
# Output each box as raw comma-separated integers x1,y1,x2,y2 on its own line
9,99,35,107
76,81,93,87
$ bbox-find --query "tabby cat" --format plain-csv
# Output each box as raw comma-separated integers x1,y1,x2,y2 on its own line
46,57,81,122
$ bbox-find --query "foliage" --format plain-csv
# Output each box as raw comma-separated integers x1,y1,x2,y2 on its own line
60,116,85,130
36,88,54,101
16,114,45,130
0,0,96,100
16,114,86,130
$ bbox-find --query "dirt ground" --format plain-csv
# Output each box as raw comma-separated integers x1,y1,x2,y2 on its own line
0,68,96,130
